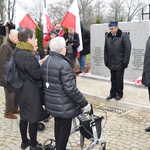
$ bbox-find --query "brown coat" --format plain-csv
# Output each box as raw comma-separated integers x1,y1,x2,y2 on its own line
0,38,16,86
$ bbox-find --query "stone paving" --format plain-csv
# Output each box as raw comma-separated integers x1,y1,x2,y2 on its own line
0,76,150,150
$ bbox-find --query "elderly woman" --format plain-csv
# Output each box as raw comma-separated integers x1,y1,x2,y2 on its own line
41,37,91,150
13,28,48,150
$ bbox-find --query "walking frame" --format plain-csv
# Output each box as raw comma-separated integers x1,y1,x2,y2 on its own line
42,104,106,150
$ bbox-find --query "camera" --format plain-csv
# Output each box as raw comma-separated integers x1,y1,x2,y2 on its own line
68,34,74,43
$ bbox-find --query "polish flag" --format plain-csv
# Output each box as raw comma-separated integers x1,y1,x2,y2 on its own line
15,3,37,30
43,8,53,36
61,0,83,54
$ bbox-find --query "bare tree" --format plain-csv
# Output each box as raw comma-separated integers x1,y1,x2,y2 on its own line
0,0,7,22
108,0,125,21
125,0,145,21
7,0,16,20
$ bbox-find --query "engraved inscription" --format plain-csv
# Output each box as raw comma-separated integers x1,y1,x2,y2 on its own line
93,47,103,66
132,49,144,71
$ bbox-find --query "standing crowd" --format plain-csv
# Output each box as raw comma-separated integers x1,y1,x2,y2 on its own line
0,19,150,150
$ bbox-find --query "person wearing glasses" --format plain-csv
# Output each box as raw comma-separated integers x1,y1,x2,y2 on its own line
104,21,131,101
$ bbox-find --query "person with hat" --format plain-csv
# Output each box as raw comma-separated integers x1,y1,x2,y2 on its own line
43,22,64,49
104,21,131,100
45,30,58,55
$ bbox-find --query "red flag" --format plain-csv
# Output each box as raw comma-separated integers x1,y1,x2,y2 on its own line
62,0,83,57
15,3,37,30
43,8,53,35
19,14,37,29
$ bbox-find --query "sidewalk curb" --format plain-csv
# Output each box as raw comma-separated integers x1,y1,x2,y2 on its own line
79,74,150,113
83,92,150,113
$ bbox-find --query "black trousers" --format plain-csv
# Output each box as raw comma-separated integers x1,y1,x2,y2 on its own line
148,87,150,101
19,119,38,147
110,69,125,97
54,117,72,150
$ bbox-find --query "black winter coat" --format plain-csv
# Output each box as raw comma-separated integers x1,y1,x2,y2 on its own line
63,32,80,57
41,51,88,119
14,48,48,123
142,37,150,87
80,27,90,56
104,29,131,70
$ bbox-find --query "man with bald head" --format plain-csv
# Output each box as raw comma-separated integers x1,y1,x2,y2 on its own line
0,29,19,119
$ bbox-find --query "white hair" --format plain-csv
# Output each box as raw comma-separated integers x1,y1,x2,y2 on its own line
9,29,18,38
50,37,66,53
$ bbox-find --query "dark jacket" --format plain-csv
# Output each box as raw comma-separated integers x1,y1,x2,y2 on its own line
63,32,80,57
41,51,88,119
0,38,16,87
104,29,131,70
80,27,90,56
14,47,47,123
142,37,150,87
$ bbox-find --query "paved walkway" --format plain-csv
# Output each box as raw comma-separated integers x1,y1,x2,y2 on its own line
77,74,150,112
0,75,150,150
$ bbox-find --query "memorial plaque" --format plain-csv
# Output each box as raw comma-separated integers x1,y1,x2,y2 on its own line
91,21,150,81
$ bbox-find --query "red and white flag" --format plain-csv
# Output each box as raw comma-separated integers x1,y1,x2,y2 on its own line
62,0,83,53
42,8,53,36
15,3,37,30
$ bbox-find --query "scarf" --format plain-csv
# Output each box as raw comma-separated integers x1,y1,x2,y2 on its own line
16,41,34,55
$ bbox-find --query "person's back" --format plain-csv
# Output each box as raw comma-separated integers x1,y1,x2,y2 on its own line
41,37,90,150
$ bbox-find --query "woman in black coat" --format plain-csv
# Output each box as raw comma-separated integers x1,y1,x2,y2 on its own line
14,28,48,150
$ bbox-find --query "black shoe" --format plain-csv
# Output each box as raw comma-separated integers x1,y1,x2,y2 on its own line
115,95,122,100
30,143,43,150
145,126,150,132
21,139,31,149
106,94,116,100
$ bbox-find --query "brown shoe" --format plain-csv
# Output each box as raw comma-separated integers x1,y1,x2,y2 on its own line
13,109,20,114
4,114,17,119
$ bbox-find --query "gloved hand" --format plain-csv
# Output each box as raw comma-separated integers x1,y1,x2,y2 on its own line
123,63,128,68
83,103,91,113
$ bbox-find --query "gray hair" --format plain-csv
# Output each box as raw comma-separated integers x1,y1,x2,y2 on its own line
50,37,66,53
9,29,18,38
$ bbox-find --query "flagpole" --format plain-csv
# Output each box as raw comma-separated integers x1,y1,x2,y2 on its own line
44,0,46,8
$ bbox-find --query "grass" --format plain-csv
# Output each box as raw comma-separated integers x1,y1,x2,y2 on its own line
86,54,90,63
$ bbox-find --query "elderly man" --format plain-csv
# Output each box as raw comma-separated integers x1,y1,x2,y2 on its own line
104,21,131,101
41,37,91,150
0,29,19,119
63,28,80,69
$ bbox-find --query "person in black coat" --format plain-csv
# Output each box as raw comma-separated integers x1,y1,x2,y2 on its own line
63,28,80,69
41,37,91,150
104,21,131,101
77,23,90,73
14,28,48,150
142,37,150,132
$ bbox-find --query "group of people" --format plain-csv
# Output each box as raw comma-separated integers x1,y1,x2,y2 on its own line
1,19,150,150
43,22,91,73
0,22,91,150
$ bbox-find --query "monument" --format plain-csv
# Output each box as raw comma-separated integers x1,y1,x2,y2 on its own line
90,21,150,81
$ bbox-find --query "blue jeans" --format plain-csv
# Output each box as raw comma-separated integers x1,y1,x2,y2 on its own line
78,55,86,72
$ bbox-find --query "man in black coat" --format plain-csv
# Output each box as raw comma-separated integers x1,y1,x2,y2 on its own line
142,37,150,132
63,28,80,69
77,23,90,73
104,21,131,100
